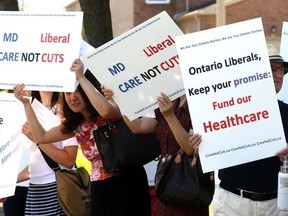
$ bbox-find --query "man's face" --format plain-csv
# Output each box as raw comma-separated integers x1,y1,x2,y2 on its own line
271,62,285,93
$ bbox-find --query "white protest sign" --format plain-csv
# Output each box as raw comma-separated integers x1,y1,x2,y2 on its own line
81,11,184,120
31,98,60,129
175,18,286,173
0,93,27,198
73,40,96,89
278,21,288,103
280,21,288,61
0,11,83,92
80,40,95,58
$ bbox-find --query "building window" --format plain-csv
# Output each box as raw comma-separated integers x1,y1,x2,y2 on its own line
145,0,170,4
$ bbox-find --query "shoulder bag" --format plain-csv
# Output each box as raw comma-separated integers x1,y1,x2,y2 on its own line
39,147,91,216
155,149,215,209
93,118,161,173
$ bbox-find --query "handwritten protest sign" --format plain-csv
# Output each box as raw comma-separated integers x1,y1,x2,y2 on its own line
81,11,184,120
0,93,27,198
175,18,286,172
0,11,83,92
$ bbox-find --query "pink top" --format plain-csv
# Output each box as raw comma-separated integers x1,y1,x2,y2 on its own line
74,117,119,181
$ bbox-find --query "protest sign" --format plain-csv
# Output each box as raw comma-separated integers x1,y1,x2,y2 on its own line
280,21,288,61
175,18,286,172
81,11,184,120
31,98,60,129
0,11,83,92
278,21,288,103
0,93,27,198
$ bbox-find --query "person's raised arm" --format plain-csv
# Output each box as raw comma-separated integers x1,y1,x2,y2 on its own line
21,110,78,168
101,85,157,133
122,115,157,134
13,84,73,144
70,59,121,121
158,93,194,156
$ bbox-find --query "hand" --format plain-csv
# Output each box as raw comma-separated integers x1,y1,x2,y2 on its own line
13,84,30,104
276,146,288,161
157,92,173,117
189,133,202,154
101,85,114,100
22,122,35,142
70,59,84,81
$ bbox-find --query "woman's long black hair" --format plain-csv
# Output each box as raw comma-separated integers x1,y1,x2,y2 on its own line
60,70,103,133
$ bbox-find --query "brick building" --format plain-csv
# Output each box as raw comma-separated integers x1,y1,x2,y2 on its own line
22,0,287,49
111,0,288,50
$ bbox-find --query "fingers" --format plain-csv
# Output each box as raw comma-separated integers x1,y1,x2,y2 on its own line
157,95,170,107
101,85,114,100
13,83,24,92
13,84,26,100
22,122,31,136
189,133,202,154
70,59,82,71
275,146,288,161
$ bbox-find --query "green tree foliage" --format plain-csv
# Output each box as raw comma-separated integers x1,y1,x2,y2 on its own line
79,0,113,48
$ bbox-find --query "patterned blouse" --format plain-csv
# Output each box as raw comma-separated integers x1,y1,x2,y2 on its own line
74,116,118,181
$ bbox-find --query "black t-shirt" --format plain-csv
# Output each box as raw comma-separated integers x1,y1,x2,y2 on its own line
218,100,288,193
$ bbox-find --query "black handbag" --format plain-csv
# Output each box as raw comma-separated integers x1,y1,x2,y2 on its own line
93,118,161,173
155,149,215,209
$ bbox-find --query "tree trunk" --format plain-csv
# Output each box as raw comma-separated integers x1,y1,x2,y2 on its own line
0,0,19,10
79,0,113,48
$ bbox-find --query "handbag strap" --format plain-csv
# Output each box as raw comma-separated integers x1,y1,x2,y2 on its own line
103,118,118,135
38,147,61,171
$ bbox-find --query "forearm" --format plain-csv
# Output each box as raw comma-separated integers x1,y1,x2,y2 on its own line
78,76,121,120
38,144,78,168
123,115,157,134
17,166,30,183
164,114,193,155
23,102,47,143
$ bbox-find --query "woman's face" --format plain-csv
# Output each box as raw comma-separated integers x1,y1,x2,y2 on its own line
64,89,87,113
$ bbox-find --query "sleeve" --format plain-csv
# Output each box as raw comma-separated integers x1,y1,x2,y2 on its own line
61,136,79,147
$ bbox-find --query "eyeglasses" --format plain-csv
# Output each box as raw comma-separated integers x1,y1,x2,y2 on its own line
271,66,286,74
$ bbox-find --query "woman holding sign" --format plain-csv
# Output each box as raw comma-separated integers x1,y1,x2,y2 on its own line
102,86,214,216
17,91,79,216
13,59,152,216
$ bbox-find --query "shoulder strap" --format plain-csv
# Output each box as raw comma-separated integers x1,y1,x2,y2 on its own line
38,147,61,171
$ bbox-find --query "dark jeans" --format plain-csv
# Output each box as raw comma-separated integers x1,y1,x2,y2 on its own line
3,186,28,216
